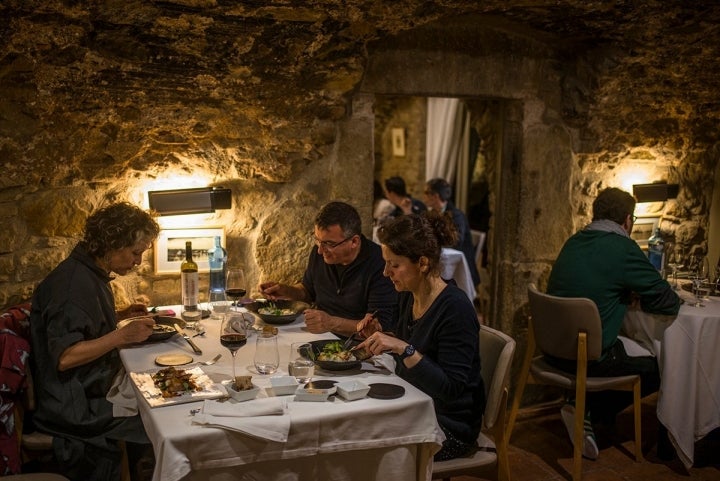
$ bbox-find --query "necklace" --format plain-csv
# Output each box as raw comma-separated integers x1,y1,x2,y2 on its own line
412,277,446,320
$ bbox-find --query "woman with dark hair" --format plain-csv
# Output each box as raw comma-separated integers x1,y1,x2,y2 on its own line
355,212,485,461
30,202,160,480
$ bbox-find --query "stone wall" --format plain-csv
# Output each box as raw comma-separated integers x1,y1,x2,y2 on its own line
1,4,718,377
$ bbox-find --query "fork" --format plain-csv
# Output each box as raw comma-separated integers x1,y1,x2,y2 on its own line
199,353,222,365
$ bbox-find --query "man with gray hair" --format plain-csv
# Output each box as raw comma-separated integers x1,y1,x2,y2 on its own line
260,201,397,336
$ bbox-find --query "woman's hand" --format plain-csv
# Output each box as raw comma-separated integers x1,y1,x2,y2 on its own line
117,316,154,344
356,332,405,357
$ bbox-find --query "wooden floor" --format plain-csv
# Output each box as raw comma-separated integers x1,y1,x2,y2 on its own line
452,393,719,481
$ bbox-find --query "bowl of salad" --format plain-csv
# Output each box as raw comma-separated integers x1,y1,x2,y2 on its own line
309,339,362,371
245,299,310,325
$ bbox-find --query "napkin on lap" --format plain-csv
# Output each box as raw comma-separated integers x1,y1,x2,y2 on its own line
192,398,290,442
107,367,138,416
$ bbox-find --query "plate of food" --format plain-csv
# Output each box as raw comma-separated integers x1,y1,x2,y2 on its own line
310,339,368,371
117,315,184,342
245,299,310,325
129,366,226,407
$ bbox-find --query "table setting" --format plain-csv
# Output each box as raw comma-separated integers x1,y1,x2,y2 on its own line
621,283,720,469
115,304,444,481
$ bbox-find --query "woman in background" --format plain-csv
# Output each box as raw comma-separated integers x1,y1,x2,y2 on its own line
30,202,160,480
356,212,484,461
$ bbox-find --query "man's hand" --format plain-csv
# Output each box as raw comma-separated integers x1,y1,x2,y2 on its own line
117,316,154,344
118,303,149,320
303,308,337,334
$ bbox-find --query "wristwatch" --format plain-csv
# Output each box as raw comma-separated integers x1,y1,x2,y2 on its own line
399,344,416,360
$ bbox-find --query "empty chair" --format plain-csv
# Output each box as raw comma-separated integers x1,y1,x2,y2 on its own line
506,283,642,481
432,324,516,481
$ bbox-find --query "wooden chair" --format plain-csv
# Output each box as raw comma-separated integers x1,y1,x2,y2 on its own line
432,324,516,481
506,284,643,481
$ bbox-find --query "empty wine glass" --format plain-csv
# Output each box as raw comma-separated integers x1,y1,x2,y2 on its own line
225,268,247,311
221,313,248,383
666,243,685,290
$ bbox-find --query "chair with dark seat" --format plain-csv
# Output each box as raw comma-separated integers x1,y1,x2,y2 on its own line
432,324,515,481
506,283,643,481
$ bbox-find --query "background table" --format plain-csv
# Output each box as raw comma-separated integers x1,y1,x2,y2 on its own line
439,248,476,301
622,290,720,468
119,310,444,481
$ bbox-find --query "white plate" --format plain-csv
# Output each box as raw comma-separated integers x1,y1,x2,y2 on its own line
129,366,225,407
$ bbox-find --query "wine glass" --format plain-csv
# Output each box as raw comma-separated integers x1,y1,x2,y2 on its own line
225,268,247,311
690,255,710,307
666,243,685,290
221,313,248,383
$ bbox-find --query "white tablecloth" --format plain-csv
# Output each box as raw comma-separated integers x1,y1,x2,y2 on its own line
622,290,720,468
119,309,444,481
439,248,476,301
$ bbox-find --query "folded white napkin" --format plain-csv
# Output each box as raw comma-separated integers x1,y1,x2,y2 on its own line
192,398,290,442
372,353,396,372
106,367,139,417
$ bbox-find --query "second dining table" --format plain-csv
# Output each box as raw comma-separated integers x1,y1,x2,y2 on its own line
118,307,445,481
621,287,720,469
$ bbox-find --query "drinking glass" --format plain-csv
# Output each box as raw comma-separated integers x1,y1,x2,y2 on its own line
221,313,248,382
225,268,247,311
690,255,710,307
254,331,279,375
665,243,685,290
288,342,315,384
208,289,231,320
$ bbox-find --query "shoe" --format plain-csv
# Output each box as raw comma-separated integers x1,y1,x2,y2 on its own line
560,403,599,460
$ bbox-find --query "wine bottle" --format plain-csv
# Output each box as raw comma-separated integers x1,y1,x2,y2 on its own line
207,236,227,294
181,241,199,315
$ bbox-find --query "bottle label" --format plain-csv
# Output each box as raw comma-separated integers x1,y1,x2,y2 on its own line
182,271,199,309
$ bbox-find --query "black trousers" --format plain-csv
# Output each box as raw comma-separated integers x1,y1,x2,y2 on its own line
545,339,660,423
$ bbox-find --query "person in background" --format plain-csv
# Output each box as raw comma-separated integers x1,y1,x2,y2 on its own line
547,187,680,460
423,177,481,285
373,179,395,227
384,176,427,217
355,213,484,461
260,201,398,336
30,202,160,480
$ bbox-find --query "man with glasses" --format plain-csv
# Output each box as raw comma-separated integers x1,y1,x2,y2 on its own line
260,201,397,336
546,187,680,461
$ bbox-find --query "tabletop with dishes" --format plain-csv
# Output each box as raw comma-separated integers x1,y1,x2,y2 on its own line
117,303,444,481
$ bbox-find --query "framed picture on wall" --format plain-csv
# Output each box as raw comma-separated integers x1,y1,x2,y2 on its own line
631,215,660,249
392,127,406,157
154,227,225,274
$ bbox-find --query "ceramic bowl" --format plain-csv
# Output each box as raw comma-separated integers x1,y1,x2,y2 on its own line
269,376,300,396
224,381,260,402
335,380,370,401
293,388,331,402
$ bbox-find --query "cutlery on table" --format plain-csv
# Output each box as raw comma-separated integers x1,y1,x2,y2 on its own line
199,353,222,366
174,323,203,355
345,310,377,350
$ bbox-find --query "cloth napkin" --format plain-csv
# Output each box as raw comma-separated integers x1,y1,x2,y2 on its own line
106,367,139,417
191,398,290,442
371,353,396,372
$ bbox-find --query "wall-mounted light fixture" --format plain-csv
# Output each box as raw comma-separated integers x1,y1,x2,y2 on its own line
632,182,679,203
148,187,232,216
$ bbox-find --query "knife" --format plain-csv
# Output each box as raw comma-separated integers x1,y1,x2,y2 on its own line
174,323,203,354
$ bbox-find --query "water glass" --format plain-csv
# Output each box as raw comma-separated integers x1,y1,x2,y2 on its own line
254,332,279,375
288,342,315,384
208,289,231,319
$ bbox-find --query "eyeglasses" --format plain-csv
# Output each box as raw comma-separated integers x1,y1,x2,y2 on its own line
312,235,353,250
632,215,638,223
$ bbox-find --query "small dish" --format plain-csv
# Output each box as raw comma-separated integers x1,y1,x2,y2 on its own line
269,376,299,396
294,388,331,402
335,380,370,401
223,381,260,402
155,354,193,366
